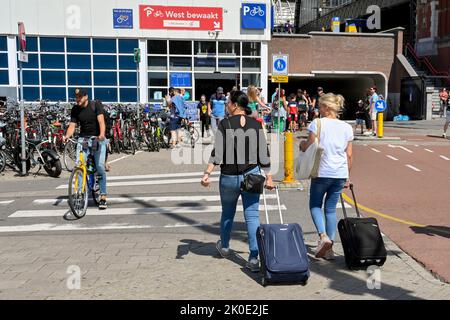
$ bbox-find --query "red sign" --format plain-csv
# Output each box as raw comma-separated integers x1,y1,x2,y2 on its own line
139,5,223,31
18,22,26,52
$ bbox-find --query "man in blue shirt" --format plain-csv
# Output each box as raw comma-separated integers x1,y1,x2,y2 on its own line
209,87,227,132
369,86,379,137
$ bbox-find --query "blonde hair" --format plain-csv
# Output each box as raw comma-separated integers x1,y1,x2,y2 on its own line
319,93,345,116
247,85,258,102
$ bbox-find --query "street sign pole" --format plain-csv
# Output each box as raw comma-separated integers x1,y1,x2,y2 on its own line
278,82,281,141
134,48,141,126
18,22,27,176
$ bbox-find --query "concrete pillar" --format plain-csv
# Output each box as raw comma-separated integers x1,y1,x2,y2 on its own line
426,87,434,120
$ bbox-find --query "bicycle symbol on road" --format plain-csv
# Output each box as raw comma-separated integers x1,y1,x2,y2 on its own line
250,6,265,17
117,15,129,24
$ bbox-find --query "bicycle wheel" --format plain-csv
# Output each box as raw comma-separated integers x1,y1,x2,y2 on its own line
0,151,6,173
68,167,88,219
63,140,77,172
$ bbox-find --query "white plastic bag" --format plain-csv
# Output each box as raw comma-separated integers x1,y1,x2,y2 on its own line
295,119,323,180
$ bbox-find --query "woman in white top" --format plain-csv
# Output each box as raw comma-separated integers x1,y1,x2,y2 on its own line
300,93,354,260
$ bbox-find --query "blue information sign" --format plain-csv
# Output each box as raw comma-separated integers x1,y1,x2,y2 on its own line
113,9,133,29
375,100,387,112
185,102,199,121
170,73,192,87
242,3,267,30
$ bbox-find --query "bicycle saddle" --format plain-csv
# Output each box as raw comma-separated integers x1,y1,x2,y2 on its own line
26,138,42,145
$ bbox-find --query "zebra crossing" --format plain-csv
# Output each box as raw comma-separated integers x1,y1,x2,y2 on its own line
0,171,351,234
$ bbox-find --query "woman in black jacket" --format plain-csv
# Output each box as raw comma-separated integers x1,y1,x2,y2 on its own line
201,90,274,272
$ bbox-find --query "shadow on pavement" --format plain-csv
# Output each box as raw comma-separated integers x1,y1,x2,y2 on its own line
304,244,424,300
410,225,450,239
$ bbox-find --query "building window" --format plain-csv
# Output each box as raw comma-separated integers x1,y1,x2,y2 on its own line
242,74,261,87
94,88,118,102
0,53,8,68
120,88,137,102
219,42,240,56
148,40,167,54
69,87,92,99
119,72,137,86
41,71,66,85
0,70,8,85
149,88,167,101
0,37,7,85
219,58,240,72
169,57,192,71
42,87,67,101
68,71,92,86
242,58,261,72
93,39,117,53
148,56,167,70
22,71,39,85
119,39,139,54
67,55,91,70
67,38,91,53
41,54,65,69
17,36,38,52
23,87,40,101
40,37,65,52
194,57,216,71
148,72,168,87
195,41,216,55
170,41,192,55
119,55,137,70
0,36,7,51
93,55,117,70
94,71,117,86
242,42,261,56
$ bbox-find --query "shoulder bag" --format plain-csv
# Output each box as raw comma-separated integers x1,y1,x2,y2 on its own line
295,118,324,180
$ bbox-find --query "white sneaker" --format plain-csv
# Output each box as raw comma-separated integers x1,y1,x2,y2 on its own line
245,258,260,273
323,249,335,261
216,240,231,258
443,133,447,139
315,237,333,258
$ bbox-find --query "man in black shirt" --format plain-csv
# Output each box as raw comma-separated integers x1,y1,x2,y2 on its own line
64,88,108,210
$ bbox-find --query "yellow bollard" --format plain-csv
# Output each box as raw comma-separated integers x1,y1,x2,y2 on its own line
283,132,296,183
377,112,383,138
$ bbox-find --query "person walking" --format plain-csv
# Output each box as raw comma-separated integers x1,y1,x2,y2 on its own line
300,93,353,260
197,94,211,138
311,87,325,120
247,85,266,119
369,86,379,136
439,88,448,118
201,90,274,272
271,89,287,133
209,87,227,132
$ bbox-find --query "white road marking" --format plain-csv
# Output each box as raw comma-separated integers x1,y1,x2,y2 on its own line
425,149,434,153
0,222,208,233
106,171,219,181
9,205,287,218
108,151,143,164
0,200,14,205
388,145,413,153
33,194,278,206
406,165,421,172
386,155,399,161
336,202,352,209
56,177,221,189
371,148,381,153
439,155,450,161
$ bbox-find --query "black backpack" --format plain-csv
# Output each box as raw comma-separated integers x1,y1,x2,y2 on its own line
90,100,112,138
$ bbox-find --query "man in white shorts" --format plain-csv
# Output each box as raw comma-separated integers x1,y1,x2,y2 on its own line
369,86,379,137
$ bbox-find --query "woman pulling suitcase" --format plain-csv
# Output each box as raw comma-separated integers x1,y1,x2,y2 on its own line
300,93,354,260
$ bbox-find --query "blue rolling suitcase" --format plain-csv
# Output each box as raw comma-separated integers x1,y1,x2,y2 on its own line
257,187,310,287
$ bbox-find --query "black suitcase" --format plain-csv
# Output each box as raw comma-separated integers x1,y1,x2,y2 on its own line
257,187,310,287
338,184,387,270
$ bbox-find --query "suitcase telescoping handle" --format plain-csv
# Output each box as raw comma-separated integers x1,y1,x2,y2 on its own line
262,186,284,224
340,183,361,219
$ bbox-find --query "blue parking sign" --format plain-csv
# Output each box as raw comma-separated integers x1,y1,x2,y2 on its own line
113,9,133,29
242,3,267,30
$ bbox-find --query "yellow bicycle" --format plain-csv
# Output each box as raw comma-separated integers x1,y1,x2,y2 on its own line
67,136,101,219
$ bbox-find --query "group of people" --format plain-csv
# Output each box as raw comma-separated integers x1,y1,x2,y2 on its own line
201,88,353,271
354,86,382,136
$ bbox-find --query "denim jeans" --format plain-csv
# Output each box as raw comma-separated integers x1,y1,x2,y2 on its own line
309,177,346,242
76,138,108,196
211,115,224,132
219,166,261,260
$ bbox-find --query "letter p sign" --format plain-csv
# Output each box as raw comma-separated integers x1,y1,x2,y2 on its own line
243,6,250,16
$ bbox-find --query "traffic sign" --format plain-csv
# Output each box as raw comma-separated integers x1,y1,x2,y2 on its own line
375,99,387,112
272,54,288,76
18,52,28,63
134,48,141,64
271,75,288,83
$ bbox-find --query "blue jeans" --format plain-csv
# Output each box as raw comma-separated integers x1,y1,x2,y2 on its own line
211,115,224,131
309,178,346,241
76,138,108,196
219,166,261,260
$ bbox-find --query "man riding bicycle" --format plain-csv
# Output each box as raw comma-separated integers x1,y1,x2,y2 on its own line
63,88,108,210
